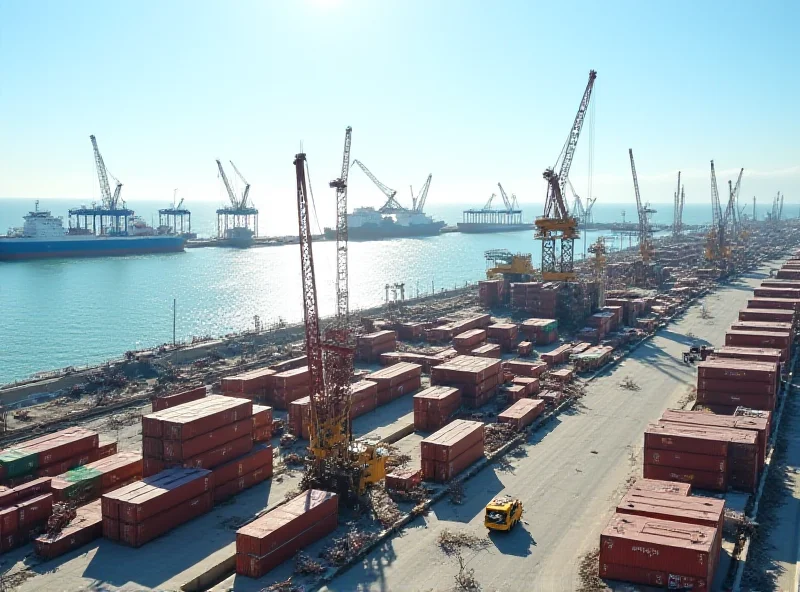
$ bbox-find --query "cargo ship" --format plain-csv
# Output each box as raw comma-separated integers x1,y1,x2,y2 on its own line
0,203,186,261
324,207,445,241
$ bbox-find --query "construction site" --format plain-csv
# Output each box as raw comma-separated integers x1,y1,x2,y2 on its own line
2,70,800,592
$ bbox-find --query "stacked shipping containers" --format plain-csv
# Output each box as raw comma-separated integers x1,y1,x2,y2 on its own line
366,363,422,406
413,386,462,432
504,359,548,378
101,467,214,547
356,330,397,362
471,343,501,358
696,358,779,412
420,420,484,483
151,386,207,412
0,477,53,552
540,344,572,366
49,452,143,504
0,427,102,484
431,356,502,408
478,279,505,307
453,329,487,354
35,499,103,559
486,323,519,352
270,367,311,410
497,398,545,430
520,318,559,345
221,369,276,401
510,283,559,317
236,489,338,578
288,380,378,438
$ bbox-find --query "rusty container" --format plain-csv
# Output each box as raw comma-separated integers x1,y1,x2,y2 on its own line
182,433,253,470
34,500,102,559
421,420,484,463
497,399,545,430
644,449,726,473
213,463,273,504
209,444,273,490
697,359,779,383
643,464,727,491
118,491,213,547
504,360,549,378
162,418,253,461
151,386,207,412
142,396,253,440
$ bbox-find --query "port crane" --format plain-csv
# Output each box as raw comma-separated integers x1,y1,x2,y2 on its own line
90,135,123,209
216,160,242,209
295,140,385,497
497,183,520,213
672,172,683,237
410,174,432,213
628,149,656,262
566,178,596,225
536,70,597,281
705,160,737,268
351,160,407,213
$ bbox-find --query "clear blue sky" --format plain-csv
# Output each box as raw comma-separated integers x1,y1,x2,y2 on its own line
1,0,798,227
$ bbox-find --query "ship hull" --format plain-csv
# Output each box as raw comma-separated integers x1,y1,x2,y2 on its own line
456,222,534,234
0,235,186,261
324,221,445,241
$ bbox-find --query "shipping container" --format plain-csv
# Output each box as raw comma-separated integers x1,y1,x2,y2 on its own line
142,396,253,441
151,386,207,412
644,449,726,473
50,452,143,503
599,561,709,590
431,356,502,384
497,399,545,430
643,464,727,491
628,478,691,496
0,428,99,480
213,465,273,504
421,420,484,463
617,493,724,530
34,500,102,559
210,444,273,492
600,513,716,579
162,418,252,461
697,359,778,383
182,433,254,470
117,491,213,547
366,363,423,391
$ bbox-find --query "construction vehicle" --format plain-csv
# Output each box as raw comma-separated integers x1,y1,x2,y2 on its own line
535,70,596,281
485,249,535,282
484,495,524,531
294,129,386,498
683,345,714,364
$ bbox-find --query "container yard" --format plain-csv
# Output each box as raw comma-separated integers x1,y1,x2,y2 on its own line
1,57,798,592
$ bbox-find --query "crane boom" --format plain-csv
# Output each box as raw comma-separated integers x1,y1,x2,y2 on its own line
497,183,514,211
216,160,239,208
673,171,682,236
483,194,497,210
90,135,117,208
629,149,654,261
413,174,432,213
710,161,722,231
328,127,352,322
542,70,597,219
351,160,406,212
229,161,251,207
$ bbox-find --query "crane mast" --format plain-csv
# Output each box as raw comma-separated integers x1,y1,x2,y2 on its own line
536,70,597,281
412,174,432,213
216,160,239,208
628,149,655,262
90,135,122,209
673,171,682,236
328,126,352,324
229,161,251,207
497,182,515,212
351,160,406,213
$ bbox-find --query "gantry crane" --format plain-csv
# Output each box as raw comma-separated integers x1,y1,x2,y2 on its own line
90,135,123,209
628,149,656,262
410,174,432,213
497,183,519,213
535,70,597,281
351,160,407,213
672,171,682,237
216,160,240,208
294,141,385,497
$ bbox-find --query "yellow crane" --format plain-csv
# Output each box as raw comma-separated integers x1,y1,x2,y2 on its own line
485,249,535,281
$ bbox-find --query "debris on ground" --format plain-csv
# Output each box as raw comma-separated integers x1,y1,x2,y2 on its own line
484,423,517,454
437,528,490,556
12,409,32,421
619,377,641,391
279,433,297,447
294,552,326,576
447,481,465,505
283,452,304,466
260,577,303,592
368,486,402,527
387,484,427,504
321,527,376,566
46,502,77,536
454,551,481,592
577,548,608,592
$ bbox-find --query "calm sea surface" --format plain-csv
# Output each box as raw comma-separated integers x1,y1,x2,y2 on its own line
0,197,739,384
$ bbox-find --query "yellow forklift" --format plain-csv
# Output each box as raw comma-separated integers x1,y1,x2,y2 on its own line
484,495,524,531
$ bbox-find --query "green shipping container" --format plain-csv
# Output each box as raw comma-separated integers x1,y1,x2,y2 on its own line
0,448,39,479
61,465,104,500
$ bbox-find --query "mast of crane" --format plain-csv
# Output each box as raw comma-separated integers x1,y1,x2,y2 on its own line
329,127,352,324
216,160,239,208
351,160,406,212
628,149,655,262
411,175,432,213
90,135,122,209
229,161,251,207
673,171,682,236
536,70,597,281
497,182,515,212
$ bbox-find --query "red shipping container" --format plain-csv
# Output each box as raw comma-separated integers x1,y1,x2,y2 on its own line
102,467,213,523
644,449,726,473
431,356,502,384
504,360,549,377
471,343,502,358
0,428,100,479
252,405,273,429
273,366,310,389
119,491,213,547
34,500,102,559
643,464,727,491
696,379,776,395
367,363,423,390
748,297,800,311
143,437,163,458
711,346,783,366
50,452,143,503
617,493,724,530
211,444,273,487
738,308,796,324
504,385,527,402
0,477,52,507
236,489,338,557
599,561,709,590
512,376,540,395
163,418,252,461
629,478,692,496
385,469,422,491
0,505,18,535
182,433,253,470
696,391,775,411
213,464,273,504
142,458,164,478
151,386,207,412
432,441,485,482
270,385,311,410
142,396,252,440
102,516,120,540
421,420,484,463
236,512,338,578
96,439,118,459
697,359,778,383
730,320,793,334
18,493,53,528
600,513,717,579
253,425,271,443
497,399,545,429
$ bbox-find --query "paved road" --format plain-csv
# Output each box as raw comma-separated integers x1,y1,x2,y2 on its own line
321,268,773,592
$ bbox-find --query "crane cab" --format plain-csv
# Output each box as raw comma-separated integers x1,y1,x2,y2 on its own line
484,496,523,532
